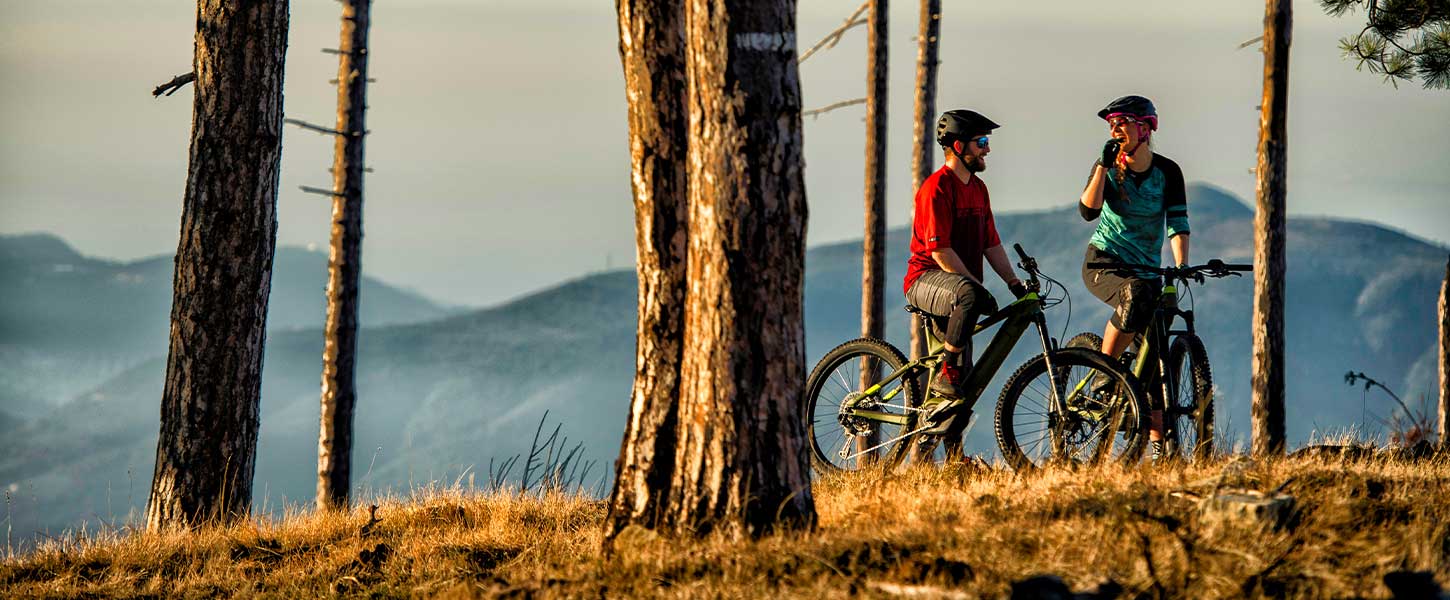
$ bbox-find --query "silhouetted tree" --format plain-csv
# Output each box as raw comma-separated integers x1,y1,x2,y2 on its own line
1252,0,1290,456
317,0,372,512
148,0,289,529
1321,0,1450,89
606,0,689,542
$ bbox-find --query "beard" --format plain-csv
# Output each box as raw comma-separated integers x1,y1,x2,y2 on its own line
966,156,987,173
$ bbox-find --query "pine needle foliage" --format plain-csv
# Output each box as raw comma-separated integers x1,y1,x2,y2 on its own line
1321,0,1450,89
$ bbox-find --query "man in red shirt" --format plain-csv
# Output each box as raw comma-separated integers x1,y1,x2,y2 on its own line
905,109,1026,399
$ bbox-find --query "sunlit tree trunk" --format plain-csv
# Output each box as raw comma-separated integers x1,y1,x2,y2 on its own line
148,0,289,530
317,0,372,512
1438,256,1449,450
661,0,815,535
858,0,889,463
605,0,689,542
906,0,940,463
1251,0,1290,456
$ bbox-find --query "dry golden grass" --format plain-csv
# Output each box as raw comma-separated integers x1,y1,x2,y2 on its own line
4,455,1449,598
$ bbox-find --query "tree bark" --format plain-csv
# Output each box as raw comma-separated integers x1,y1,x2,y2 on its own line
664,0,814,535
858,0,888,462
605,0,689,542
147,0,289,530
1439,255,1449,450
1251,0,1290,457
907,0,940,462
317,0,371,512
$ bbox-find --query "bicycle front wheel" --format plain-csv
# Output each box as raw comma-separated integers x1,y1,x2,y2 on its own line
994,348,1148,471
1167,334,1214,461
805,338,921,473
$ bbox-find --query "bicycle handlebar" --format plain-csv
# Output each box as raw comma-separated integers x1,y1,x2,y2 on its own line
1086,259,1252,282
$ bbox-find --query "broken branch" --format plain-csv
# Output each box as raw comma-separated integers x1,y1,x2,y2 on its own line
151,72,196,98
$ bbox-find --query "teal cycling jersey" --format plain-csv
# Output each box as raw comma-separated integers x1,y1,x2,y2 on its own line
1082,153,1189,268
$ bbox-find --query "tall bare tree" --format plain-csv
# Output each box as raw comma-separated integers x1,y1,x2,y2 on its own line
907,0,940,366
606,0,689,541
1439,256,1449,449
664,0,815,535
905,0,941,463
317,0,372,512
147,0,289,529
1251,0,1291,457
857,0,889,462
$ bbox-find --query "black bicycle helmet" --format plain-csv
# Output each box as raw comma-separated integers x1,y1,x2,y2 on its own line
1097,95,1158,130
935,109,1000,147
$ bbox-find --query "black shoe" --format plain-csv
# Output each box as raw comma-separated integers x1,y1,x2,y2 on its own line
930,376,965,400
929,359,966,399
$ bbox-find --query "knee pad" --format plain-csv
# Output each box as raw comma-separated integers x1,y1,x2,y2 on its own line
960,282,997,316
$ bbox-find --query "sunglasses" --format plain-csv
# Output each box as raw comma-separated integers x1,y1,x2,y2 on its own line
1107,116,1142,128
970,135,989,148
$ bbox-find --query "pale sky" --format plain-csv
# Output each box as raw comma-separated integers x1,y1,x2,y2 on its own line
2,0,1447,307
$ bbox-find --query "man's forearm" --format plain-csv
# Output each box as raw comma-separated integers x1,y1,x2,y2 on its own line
1170,233,1190,266
931,249,981,284
984,245,1019,285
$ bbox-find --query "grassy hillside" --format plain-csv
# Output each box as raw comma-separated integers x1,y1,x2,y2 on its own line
4,456,1448,598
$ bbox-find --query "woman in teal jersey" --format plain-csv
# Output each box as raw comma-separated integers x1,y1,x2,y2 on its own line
1079,95,1190,459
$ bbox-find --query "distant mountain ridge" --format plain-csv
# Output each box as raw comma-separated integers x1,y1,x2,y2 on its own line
1,183,1444,539
0,233,457,418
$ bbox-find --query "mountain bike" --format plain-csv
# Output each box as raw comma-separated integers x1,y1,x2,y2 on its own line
1066,259,1251,462
804,245,1148,473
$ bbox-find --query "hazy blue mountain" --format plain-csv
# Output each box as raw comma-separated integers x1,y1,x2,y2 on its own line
2,184,1444,539
0,233,458,417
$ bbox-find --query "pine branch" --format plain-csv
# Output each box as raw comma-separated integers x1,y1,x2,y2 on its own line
151,72,196,98
803,97,867,119
798,1,869,64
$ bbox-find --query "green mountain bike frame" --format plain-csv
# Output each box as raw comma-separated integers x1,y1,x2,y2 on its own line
835,247,1072,460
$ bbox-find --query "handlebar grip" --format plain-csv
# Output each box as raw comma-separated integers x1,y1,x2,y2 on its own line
1222,264,1253,271
1013,243,1029,262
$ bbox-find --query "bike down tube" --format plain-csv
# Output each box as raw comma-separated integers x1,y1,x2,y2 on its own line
955,295,1040,413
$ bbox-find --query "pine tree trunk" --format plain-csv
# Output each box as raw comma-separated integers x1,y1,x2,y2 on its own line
664,0,814,535
1251,0,1290,457
147,0,289,530
858,0,889,463
1438,256,1449,450
908,0,939,402
909,0,940,203
606,0,689,541
317,0,371,512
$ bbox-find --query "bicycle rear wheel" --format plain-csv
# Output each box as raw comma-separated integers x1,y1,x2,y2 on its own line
1167,334,1214,461
805,338,921,473
994,348,1148,471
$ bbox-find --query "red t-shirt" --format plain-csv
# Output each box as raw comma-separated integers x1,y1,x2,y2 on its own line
903,165,1001,295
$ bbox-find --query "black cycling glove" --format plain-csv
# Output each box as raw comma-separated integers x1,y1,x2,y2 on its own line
1008,280,1029,299
1100,139,1121,169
